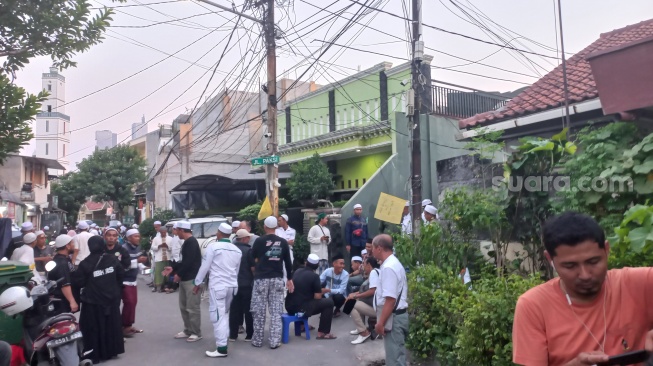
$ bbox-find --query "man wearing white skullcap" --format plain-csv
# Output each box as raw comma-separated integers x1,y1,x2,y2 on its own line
72,221,93,267
47,235,78,313
228,221,241,242
164,221,203,342
423,205,438,224
275,214,296,284
345,204,368,261
3,221,34,259
285,253,336,339
421,199,433,223
401,201,412,235
194,222,241,357
11,233,41,280
121,228,148,337
249,216,294,348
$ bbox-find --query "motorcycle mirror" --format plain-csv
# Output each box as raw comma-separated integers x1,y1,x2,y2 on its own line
44,261,57,272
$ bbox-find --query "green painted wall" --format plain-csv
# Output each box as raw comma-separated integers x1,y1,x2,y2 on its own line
335,151,392,190
277,63,412,145
278,134,392,164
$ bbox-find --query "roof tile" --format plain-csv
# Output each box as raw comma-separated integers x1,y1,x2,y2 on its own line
460,18,653,128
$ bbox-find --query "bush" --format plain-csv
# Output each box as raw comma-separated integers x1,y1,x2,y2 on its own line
138,218,156,251
286,153,335,201
407,265,542,365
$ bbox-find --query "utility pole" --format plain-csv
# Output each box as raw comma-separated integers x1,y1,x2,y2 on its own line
410,0,424,236
263,0,279,217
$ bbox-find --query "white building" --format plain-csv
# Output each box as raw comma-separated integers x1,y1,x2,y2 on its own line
34,66,70,175
95,130,117,150
131,115,147,140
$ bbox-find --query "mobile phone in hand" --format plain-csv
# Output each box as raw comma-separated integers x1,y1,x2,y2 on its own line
597,350,650,366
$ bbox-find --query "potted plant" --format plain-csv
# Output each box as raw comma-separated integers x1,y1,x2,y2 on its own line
286,153,335,208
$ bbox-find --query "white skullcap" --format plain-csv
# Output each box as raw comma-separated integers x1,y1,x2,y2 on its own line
23,233,37,244
153,221,162,225
116,221,122,226
264,216,278,229
231,221,241,228
353,204,362,209
90,229,99,236
43,226,50,230
126,229,139,237
218,223,232,235
405,201,410,207
55,234,73,248
120,226,126,233
421,199,432,206
424,205,438,215
104,227,118,234
172,222,179,229
307,253,320,265
77,221,89,230
361,249,368,255
132,224,139,229
21,222,34,231
177,221,191,230
91,223,97,228
280,214,288,222
34,230,45,237
352,256,363,262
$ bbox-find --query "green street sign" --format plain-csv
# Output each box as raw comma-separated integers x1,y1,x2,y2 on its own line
251,155,280,166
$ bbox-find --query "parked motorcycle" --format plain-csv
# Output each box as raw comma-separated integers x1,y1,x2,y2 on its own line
0,261,92,366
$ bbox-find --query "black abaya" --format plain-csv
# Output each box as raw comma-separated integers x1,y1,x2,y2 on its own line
80,302,124,363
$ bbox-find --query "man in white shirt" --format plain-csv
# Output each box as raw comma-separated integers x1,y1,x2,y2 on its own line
307,213,331,275
72,221,93,267
10,232,41,280
229,221,241,242
194,223,241,358
170,223,183,262
151,227,171,293
372,234,408,366
276,214,295,280
401,202,412,235
423,205,438,225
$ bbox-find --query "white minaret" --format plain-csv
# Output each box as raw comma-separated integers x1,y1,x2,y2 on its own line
34,66,70,175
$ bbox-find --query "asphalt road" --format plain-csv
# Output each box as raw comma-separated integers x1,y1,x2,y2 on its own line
105,275,385,366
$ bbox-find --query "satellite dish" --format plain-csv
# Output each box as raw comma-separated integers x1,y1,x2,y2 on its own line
45,261,56,272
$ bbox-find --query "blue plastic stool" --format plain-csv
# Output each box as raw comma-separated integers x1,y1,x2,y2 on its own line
281,313,310,344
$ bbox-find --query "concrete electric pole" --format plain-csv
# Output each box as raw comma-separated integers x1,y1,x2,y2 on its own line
410,0,424,235
263,0,279,217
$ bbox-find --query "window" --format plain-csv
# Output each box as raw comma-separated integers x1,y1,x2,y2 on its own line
202,222,220,238
363,178,366,184
47,84,51,91
45,143,49,155
341,181,345,190
355,179,359,188
47,105,52,113
45,120,49,132
348,180,351,189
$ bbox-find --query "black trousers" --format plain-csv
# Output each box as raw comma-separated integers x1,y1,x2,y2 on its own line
331,293,346,311
229,286,253,339
305,297,334,334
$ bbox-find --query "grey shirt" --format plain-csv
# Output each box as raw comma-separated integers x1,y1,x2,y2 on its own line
33,245,55,272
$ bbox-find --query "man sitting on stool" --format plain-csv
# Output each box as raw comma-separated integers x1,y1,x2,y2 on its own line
285,254,337,339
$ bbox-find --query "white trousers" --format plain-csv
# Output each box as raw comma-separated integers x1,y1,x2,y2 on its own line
208,287,236,348
282,247,294,283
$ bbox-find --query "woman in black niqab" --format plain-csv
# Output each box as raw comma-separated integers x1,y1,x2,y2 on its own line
73,235,125,363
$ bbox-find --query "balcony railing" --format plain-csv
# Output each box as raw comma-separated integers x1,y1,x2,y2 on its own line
431,80,510,119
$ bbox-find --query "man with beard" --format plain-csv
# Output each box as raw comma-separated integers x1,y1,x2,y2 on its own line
104,228,130,270
73,236,125,364
47,235,78,314
512,212,653,366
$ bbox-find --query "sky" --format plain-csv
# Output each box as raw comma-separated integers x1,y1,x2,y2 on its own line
13,0,653,169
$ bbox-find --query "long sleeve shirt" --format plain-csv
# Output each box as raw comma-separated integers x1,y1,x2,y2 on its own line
307,224,330,260
171,236,202,282
319,267,349,297
194,238,241,290
151,236,170,262
345,215,368,248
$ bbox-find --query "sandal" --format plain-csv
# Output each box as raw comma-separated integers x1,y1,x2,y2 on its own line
317,333,337,340
130,327,144,333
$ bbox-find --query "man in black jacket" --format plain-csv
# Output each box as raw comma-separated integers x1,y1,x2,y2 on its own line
229,229,255,341
163,221,203,342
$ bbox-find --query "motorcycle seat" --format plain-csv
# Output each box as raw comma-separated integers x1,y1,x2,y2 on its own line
39,313,76,331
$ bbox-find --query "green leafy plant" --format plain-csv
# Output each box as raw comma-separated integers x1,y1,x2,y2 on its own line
502,129,576,278
608,203,653,268
286,153,335,201
464,127,505,189
236,199,288,235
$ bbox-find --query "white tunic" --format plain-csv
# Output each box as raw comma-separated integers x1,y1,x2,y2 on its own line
151,236,170,262
10,245,41,280
194,239,241,290
307,224,330,260
73,231,93,265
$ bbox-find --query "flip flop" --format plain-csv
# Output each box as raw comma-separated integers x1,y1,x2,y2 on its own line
131,328,144,333
317,333,337,340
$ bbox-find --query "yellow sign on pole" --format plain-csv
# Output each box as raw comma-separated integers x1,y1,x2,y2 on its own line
258,196,274,220
374,192,406,225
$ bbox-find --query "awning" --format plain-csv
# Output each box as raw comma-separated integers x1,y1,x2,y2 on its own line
11,155,65,170
0,190,25,206
171,165,291,192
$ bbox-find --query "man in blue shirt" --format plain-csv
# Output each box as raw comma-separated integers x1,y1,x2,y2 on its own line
345,204,368,262
320,254,349,317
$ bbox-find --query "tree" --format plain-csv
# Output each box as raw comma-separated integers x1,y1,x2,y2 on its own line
286,153,335,202
52,146,147,220
0,0,122,162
